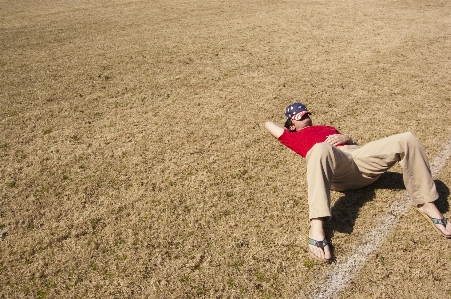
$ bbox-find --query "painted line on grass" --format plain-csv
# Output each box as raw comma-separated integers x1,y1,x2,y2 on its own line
306,137,451,299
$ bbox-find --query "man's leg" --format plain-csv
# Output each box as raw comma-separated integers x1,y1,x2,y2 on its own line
306,143,355,219
350,132,437,204
350,132,450,236
305,143,355,260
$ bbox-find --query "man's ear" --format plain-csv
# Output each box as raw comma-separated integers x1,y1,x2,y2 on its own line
289,125,296,132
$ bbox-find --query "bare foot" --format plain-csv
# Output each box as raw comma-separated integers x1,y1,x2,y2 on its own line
417,202,451,237
309,218,331,261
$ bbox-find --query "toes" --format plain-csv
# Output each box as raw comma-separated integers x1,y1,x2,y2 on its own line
309,244,331,260
436,223,451,237
309,245,322,259
316,247,326,259
324,249,331,260
323,247,331,260
444,223,451,236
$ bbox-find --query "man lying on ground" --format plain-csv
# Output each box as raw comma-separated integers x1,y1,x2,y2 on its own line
265,102,451,262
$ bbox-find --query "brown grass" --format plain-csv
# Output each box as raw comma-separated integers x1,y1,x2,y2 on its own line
1,0,451,298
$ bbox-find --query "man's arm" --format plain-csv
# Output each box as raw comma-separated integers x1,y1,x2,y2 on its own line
265,121,285,138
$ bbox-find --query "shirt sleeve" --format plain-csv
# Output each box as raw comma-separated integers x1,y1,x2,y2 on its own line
278,130,295,148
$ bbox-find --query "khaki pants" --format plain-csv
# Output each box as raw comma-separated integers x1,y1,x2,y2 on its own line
305,132,438,219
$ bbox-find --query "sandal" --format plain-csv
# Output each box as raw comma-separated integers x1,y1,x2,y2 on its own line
308,238,331,262
417,210,451,239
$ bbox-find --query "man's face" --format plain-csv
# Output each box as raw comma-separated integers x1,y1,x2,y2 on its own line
290,114,312,132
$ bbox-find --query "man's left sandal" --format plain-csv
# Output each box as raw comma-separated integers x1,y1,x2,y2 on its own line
308,238,330,263
417,210,451,239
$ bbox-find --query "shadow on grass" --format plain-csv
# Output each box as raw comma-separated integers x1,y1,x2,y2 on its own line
323,172,450,258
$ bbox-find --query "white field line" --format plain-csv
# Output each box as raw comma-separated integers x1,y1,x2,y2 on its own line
306,137,451,299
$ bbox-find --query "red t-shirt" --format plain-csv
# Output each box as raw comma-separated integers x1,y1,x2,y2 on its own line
278,126,344,158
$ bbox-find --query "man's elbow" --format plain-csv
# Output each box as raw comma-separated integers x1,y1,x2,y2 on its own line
264,121,276,133
264,121,273,130
264,122,284,138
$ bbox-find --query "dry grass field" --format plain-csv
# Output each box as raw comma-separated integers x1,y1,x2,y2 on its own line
1,0,451,298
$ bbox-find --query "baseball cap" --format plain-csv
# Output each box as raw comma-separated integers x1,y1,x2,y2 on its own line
285,102,311,120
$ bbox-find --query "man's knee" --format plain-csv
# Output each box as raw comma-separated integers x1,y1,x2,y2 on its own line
307,143,334,160
311,142,334,153
401,131,415,140
399,132,420,146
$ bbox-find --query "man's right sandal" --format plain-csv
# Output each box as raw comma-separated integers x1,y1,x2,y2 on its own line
417,210,451,239
308,238,331,262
